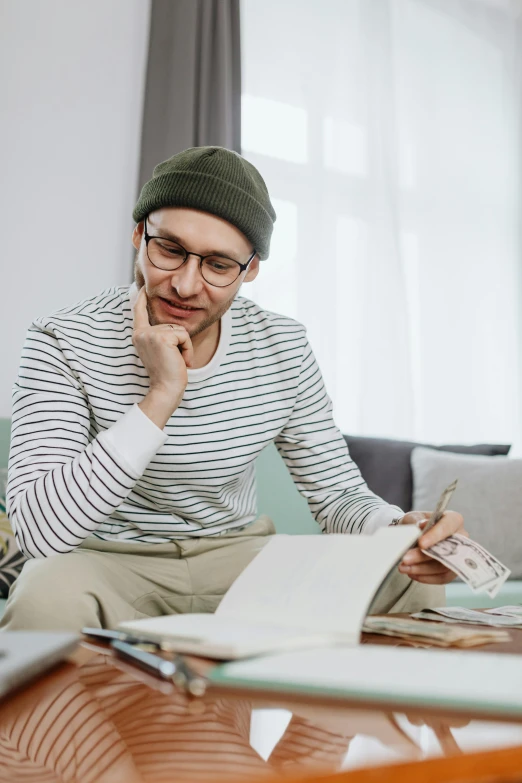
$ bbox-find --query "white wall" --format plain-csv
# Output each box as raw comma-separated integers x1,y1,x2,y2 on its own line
0,0,150,416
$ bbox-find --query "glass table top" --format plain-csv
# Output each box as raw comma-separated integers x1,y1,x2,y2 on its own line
0,641,521,783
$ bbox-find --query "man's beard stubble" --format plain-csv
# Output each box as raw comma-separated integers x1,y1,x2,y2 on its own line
133,257,236,340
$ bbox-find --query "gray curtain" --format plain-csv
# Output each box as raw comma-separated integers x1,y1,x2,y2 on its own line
137,0,241,191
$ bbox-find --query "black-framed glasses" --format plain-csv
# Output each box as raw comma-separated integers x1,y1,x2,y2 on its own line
143,218,256,288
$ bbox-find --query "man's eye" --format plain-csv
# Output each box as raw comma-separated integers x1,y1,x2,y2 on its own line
206,258,236,272
158,242,184,257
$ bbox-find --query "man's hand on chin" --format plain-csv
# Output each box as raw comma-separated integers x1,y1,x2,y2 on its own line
396,510,467,585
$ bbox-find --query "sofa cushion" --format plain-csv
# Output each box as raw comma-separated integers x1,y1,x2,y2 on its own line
446,580,522,609
412,446,522,579
343,435,510,512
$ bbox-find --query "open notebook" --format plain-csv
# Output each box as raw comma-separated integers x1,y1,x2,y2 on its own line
119,526,421,659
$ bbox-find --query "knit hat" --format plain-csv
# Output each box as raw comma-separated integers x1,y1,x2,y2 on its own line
133,147,276,260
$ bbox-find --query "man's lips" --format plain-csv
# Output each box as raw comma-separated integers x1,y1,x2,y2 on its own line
158,297,203,316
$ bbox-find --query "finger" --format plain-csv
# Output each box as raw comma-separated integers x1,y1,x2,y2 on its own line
418,511,464,550
405,714,425,727
169,326,194,368
409,572,457,585
401,548,436,566
133,286,151,331
398,511,431,527
399,561,452,577
406,715,469,730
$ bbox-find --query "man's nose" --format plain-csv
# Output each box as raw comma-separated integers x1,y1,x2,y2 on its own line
170,255,205,297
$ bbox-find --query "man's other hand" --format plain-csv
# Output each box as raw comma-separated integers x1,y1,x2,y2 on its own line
397,510,467,584
133,286,194,429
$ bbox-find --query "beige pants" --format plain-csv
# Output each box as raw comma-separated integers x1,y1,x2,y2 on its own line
0,517,444,632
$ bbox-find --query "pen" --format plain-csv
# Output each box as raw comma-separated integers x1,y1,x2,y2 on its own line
111,640,207,697
82,627,159,646
112,639,177,678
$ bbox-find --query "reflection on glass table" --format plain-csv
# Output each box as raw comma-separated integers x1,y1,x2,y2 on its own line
0,644,522,783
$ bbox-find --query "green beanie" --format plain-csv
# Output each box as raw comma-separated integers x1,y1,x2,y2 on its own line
133,146,276,260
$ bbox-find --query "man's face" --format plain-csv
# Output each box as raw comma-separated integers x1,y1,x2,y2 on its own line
132,207,259,340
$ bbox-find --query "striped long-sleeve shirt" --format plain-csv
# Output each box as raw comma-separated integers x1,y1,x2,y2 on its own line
7,284,402,558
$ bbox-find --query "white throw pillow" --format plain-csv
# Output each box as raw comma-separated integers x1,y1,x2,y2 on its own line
411,446,522,579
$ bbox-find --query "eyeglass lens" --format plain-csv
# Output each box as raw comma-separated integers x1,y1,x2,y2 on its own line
147,238,241,287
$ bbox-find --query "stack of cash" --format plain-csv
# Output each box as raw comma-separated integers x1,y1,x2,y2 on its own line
413,606,522,628
363,476,516,648
362,615,511,647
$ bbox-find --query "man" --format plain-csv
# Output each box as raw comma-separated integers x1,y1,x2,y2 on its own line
2,147,465,631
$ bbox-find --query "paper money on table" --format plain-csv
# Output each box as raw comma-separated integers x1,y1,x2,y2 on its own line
412,607,522,628
362,616,511,647
421,534,510,598
484,606,522,618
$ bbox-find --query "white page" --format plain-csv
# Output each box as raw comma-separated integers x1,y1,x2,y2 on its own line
119,613,333,658
213,646,522,715
217,526,420,640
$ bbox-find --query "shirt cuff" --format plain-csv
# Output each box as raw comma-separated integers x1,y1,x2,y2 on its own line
362,504,404,535
99,403,167,477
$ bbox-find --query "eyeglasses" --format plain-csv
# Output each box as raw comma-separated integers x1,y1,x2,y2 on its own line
143,218,256,288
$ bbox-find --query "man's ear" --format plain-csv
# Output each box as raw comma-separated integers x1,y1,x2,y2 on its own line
244,255,260,283
132,221,144,251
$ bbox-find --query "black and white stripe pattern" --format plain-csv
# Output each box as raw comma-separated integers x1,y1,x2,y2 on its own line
7,286,400,558
0,653,354,780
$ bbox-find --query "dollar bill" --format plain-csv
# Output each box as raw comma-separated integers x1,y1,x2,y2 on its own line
417,479,511,598
485,605,522,618
412,607,522,628
421,533,511,598
421,479,459,536
363,615,510,647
